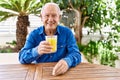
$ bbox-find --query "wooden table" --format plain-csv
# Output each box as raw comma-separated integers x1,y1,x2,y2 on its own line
0,63,120,80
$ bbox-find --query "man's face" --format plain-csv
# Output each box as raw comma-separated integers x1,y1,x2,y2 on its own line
41,5,60,30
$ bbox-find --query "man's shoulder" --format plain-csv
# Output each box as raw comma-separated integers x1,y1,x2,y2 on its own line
29,26,43,35
58,25,71,31
34,26,43,30
32,26,43,32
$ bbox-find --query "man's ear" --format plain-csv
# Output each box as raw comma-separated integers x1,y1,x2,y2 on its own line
59,15,61,19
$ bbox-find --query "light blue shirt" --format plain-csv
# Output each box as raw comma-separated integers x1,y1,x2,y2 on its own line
19,25,81,68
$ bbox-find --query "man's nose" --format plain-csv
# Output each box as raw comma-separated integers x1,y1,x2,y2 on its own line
48,16,54,21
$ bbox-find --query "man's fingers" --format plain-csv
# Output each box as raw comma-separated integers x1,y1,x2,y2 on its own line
52,60,69,76
54,64,64,75
52,62,60,75
40,41,50,45
41,45,52,50
52,63,62,76
38,41,53,54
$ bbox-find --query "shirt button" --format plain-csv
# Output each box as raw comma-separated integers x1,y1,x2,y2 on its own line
61,46,63,47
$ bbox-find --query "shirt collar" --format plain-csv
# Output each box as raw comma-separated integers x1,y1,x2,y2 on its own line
56,25,60,35
38,25,44,35
38,25,61,35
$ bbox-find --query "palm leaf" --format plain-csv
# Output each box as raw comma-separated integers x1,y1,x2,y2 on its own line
0,11,16,21
24,0,33,11
0,7,19,15
29,2,42,14
0,0,20,13
9,0,21,12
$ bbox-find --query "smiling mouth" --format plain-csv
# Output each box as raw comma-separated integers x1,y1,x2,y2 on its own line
47,23,55,26
48,22,54,24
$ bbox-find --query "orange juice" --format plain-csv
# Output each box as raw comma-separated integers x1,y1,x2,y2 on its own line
46,36,57,52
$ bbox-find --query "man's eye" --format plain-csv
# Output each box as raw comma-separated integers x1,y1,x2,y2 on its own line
52,15,57,17
46,15,49,17
43,15,48,18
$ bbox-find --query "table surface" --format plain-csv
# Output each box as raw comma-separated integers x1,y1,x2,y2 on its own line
0,62,120,80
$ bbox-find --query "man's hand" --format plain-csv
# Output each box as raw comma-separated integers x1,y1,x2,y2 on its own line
52,59,69,76
37,41,52,55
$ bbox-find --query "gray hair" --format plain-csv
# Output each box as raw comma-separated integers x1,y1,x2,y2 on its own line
41,2,61,15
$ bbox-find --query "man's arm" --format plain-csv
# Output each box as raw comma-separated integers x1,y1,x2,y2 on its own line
52,28,81,76
19,46,40,64
63,29,81,68
19,32,41,64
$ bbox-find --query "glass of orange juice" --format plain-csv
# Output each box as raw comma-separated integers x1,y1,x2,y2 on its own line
45,35,57,53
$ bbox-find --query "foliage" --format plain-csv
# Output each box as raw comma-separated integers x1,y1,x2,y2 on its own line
98,40,118,67
51,0,117,44
100,48,118,67
0,0,44,51
116,0,120,21
78,41,99,63
78,30,120,67
0,40,17,53
0,47,12,53
113,0,120,33
6,40,17,46
0,0,43,21
78,40,118,67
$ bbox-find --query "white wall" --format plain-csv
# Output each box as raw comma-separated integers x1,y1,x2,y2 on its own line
0,14,42,45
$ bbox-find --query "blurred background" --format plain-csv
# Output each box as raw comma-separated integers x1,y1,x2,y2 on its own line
0,0,120,68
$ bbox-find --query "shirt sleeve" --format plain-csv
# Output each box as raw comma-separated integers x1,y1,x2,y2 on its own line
63,29,82,68
19,32,41,64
